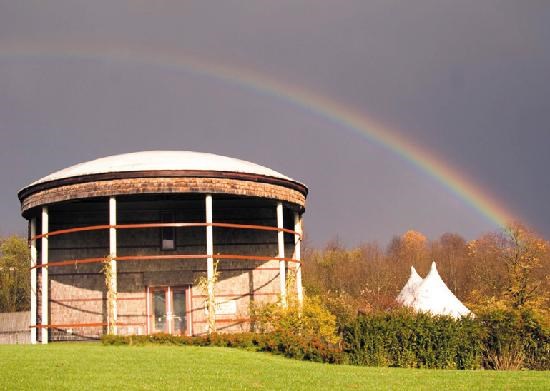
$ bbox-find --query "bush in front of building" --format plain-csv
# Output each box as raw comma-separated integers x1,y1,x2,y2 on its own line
101,333,256,349
256,330,343,363
250,295,340,345
102,294,344,364
101,331,343,363
102,307,548,370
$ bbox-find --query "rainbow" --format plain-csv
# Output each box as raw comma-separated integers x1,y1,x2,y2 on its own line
0,41,518,229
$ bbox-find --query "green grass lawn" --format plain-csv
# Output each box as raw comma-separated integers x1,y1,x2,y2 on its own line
0,343,548,390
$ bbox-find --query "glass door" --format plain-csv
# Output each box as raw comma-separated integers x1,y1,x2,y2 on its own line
151,288,168,333
171,288,187,335
149,286,190,335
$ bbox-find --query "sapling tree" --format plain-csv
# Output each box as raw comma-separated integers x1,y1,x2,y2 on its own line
102,256,116,334
195,259,220,334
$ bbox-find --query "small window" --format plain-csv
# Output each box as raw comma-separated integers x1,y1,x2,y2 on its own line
161,212,175,250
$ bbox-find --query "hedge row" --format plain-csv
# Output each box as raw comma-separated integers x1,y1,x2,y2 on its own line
102,331,343,364
102,309,549,370
342,311,483,369
342,309,549,370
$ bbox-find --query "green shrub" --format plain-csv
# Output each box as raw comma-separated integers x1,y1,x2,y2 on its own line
478,308,549,370
101,308,548,370
251,295,340,345
101,331,343,364
342,309,549,370
342,310,484,369
101,333,197,346
256,330,343,363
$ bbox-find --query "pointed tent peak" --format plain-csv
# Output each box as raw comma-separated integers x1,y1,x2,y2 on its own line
422,261,448,289
408,265,423,283
396,265,424,306
411,261,471,318
424,261,442,281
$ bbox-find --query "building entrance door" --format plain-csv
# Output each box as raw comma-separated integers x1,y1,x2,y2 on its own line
149,286,190,335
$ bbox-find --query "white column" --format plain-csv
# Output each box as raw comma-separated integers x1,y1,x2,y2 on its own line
205,194,215,333
294,212,304,307
41,207,48,344
30,218,37,344
109,197,118,335
277,202,286,307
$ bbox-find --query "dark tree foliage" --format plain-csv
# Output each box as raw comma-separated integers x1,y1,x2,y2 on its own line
0,236,30,312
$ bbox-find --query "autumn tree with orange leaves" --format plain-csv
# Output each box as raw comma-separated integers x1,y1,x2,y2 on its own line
501,223,549,309
303,224,549,320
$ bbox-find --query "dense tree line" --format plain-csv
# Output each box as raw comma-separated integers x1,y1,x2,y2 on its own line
302,223,549,323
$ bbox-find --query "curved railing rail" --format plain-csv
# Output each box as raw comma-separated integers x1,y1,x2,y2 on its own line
32,222,301,240
31,254,301,269
31,322,144,329
30,221,302,269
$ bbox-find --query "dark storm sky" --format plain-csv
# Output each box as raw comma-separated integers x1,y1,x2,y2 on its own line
1,1,549,245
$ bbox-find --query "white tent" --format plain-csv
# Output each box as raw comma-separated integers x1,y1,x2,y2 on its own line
398,262,471,319
396,266,423,307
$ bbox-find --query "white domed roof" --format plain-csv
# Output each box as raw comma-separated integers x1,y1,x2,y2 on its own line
26,151,296,188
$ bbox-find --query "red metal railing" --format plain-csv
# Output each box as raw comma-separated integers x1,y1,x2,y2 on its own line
31,254,301,269
31,221,301,332
32,222,301,240
31,322,145,329
31,222,301,269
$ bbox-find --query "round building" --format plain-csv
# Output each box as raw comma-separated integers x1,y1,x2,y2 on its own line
18,151,307,343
